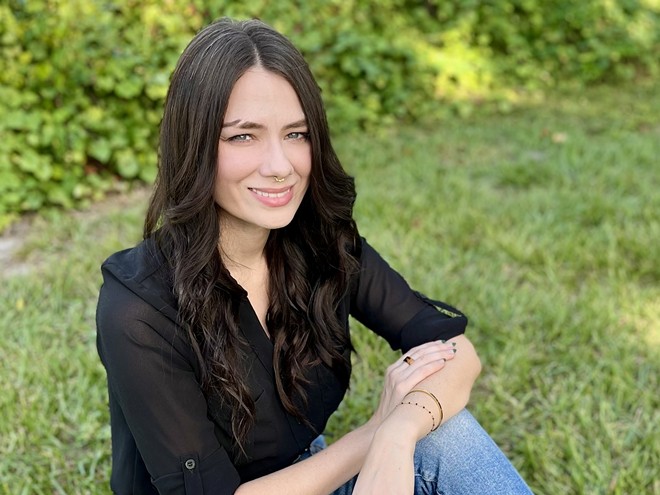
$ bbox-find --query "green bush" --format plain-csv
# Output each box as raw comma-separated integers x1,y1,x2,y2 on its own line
419,0,660,84
0,0,202,230
1,0,658,229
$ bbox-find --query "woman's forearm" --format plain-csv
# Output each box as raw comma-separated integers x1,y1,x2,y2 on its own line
235,422,374,495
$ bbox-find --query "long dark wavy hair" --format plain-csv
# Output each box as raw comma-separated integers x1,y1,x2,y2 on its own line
144,18,360,449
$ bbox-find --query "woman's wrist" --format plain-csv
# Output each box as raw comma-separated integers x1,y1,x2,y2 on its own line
376,402,432,445
404,389,443,431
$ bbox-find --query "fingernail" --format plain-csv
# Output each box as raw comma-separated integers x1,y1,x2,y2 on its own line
451,342,457,347
440,340,446,343
452,349,457,353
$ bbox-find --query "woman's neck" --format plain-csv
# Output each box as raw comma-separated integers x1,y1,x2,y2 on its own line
218,215,270,272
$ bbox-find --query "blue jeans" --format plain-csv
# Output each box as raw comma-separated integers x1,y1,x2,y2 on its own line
300,409,533,495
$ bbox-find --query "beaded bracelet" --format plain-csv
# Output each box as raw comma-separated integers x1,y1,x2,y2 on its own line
405,389,444,431
399,399,437,431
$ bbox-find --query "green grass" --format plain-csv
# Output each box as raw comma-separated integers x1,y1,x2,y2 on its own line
1,83,658,494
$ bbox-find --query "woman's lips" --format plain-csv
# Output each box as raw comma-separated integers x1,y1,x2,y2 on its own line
249,186,294,206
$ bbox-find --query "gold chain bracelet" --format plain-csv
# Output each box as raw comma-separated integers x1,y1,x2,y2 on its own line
405,389,444,431
399,400,437,431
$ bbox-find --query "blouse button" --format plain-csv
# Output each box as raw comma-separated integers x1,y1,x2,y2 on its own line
184,458,196,470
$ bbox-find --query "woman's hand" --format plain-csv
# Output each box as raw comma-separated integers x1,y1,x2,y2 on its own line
355,345,454,495
367,340,456,428
353,340,458,494
354,336,480,495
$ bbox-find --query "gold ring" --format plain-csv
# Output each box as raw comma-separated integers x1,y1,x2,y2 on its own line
273,176,285,183
404,356,415,365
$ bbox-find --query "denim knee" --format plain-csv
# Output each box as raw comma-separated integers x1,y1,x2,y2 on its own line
412,409,532,495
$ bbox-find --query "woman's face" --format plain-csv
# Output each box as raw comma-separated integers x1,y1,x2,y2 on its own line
215,67,311,234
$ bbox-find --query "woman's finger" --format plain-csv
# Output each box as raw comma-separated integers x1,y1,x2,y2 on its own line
385,353,448,388
399,345,456,371
404,347,456,366
401,355,450,381
402,340,456,362
407,339,455,355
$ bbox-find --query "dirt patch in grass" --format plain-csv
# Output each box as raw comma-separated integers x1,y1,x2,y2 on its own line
0,187,151,278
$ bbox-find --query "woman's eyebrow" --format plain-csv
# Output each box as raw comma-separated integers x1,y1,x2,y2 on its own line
283,119,308,131
221,119,263,129
221,118,307,130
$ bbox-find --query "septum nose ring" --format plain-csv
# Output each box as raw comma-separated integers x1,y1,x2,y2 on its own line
273,176,285,183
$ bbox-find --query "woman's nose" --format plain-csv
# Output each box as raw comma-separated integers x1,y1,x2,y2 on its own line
260,139,293,178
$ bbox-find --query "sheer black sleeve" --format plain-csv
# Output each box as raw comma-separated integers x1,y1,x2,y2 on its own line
96,269,241,495
350,238,468,353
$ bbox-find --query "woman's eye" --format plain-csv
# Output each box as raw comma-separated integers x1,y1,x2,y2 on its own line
286,131,310,141
226,134,253,142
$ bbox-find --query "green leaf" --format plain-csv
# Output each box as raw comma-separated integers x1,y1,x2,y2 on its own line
88,139,112,163
115,79,143,99
47,186,73,207
145,72,169,101
5,111,41,131
116,150,139,179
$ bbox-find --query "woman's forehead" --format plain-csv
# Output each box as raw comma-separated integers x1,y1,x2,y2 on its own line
223,68,305,127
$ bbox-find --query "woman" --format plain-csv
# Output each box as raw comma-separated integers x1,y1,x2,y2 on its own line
96,18,532,495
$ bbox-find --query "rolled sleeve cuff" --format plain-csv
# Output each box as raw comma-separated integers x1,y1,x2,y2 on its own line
399,294,468,353
152,448,241,495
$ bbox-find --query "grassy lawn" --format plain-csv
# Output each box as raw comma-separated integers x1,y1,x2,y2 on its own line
1,83,658,494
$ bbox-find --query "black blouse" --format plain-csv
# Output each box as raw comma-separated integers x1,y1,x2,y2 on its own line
96,237,467,495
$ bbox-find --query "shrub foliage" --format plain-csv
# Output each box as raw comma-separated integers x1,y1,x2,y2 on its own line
1,0,658,228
